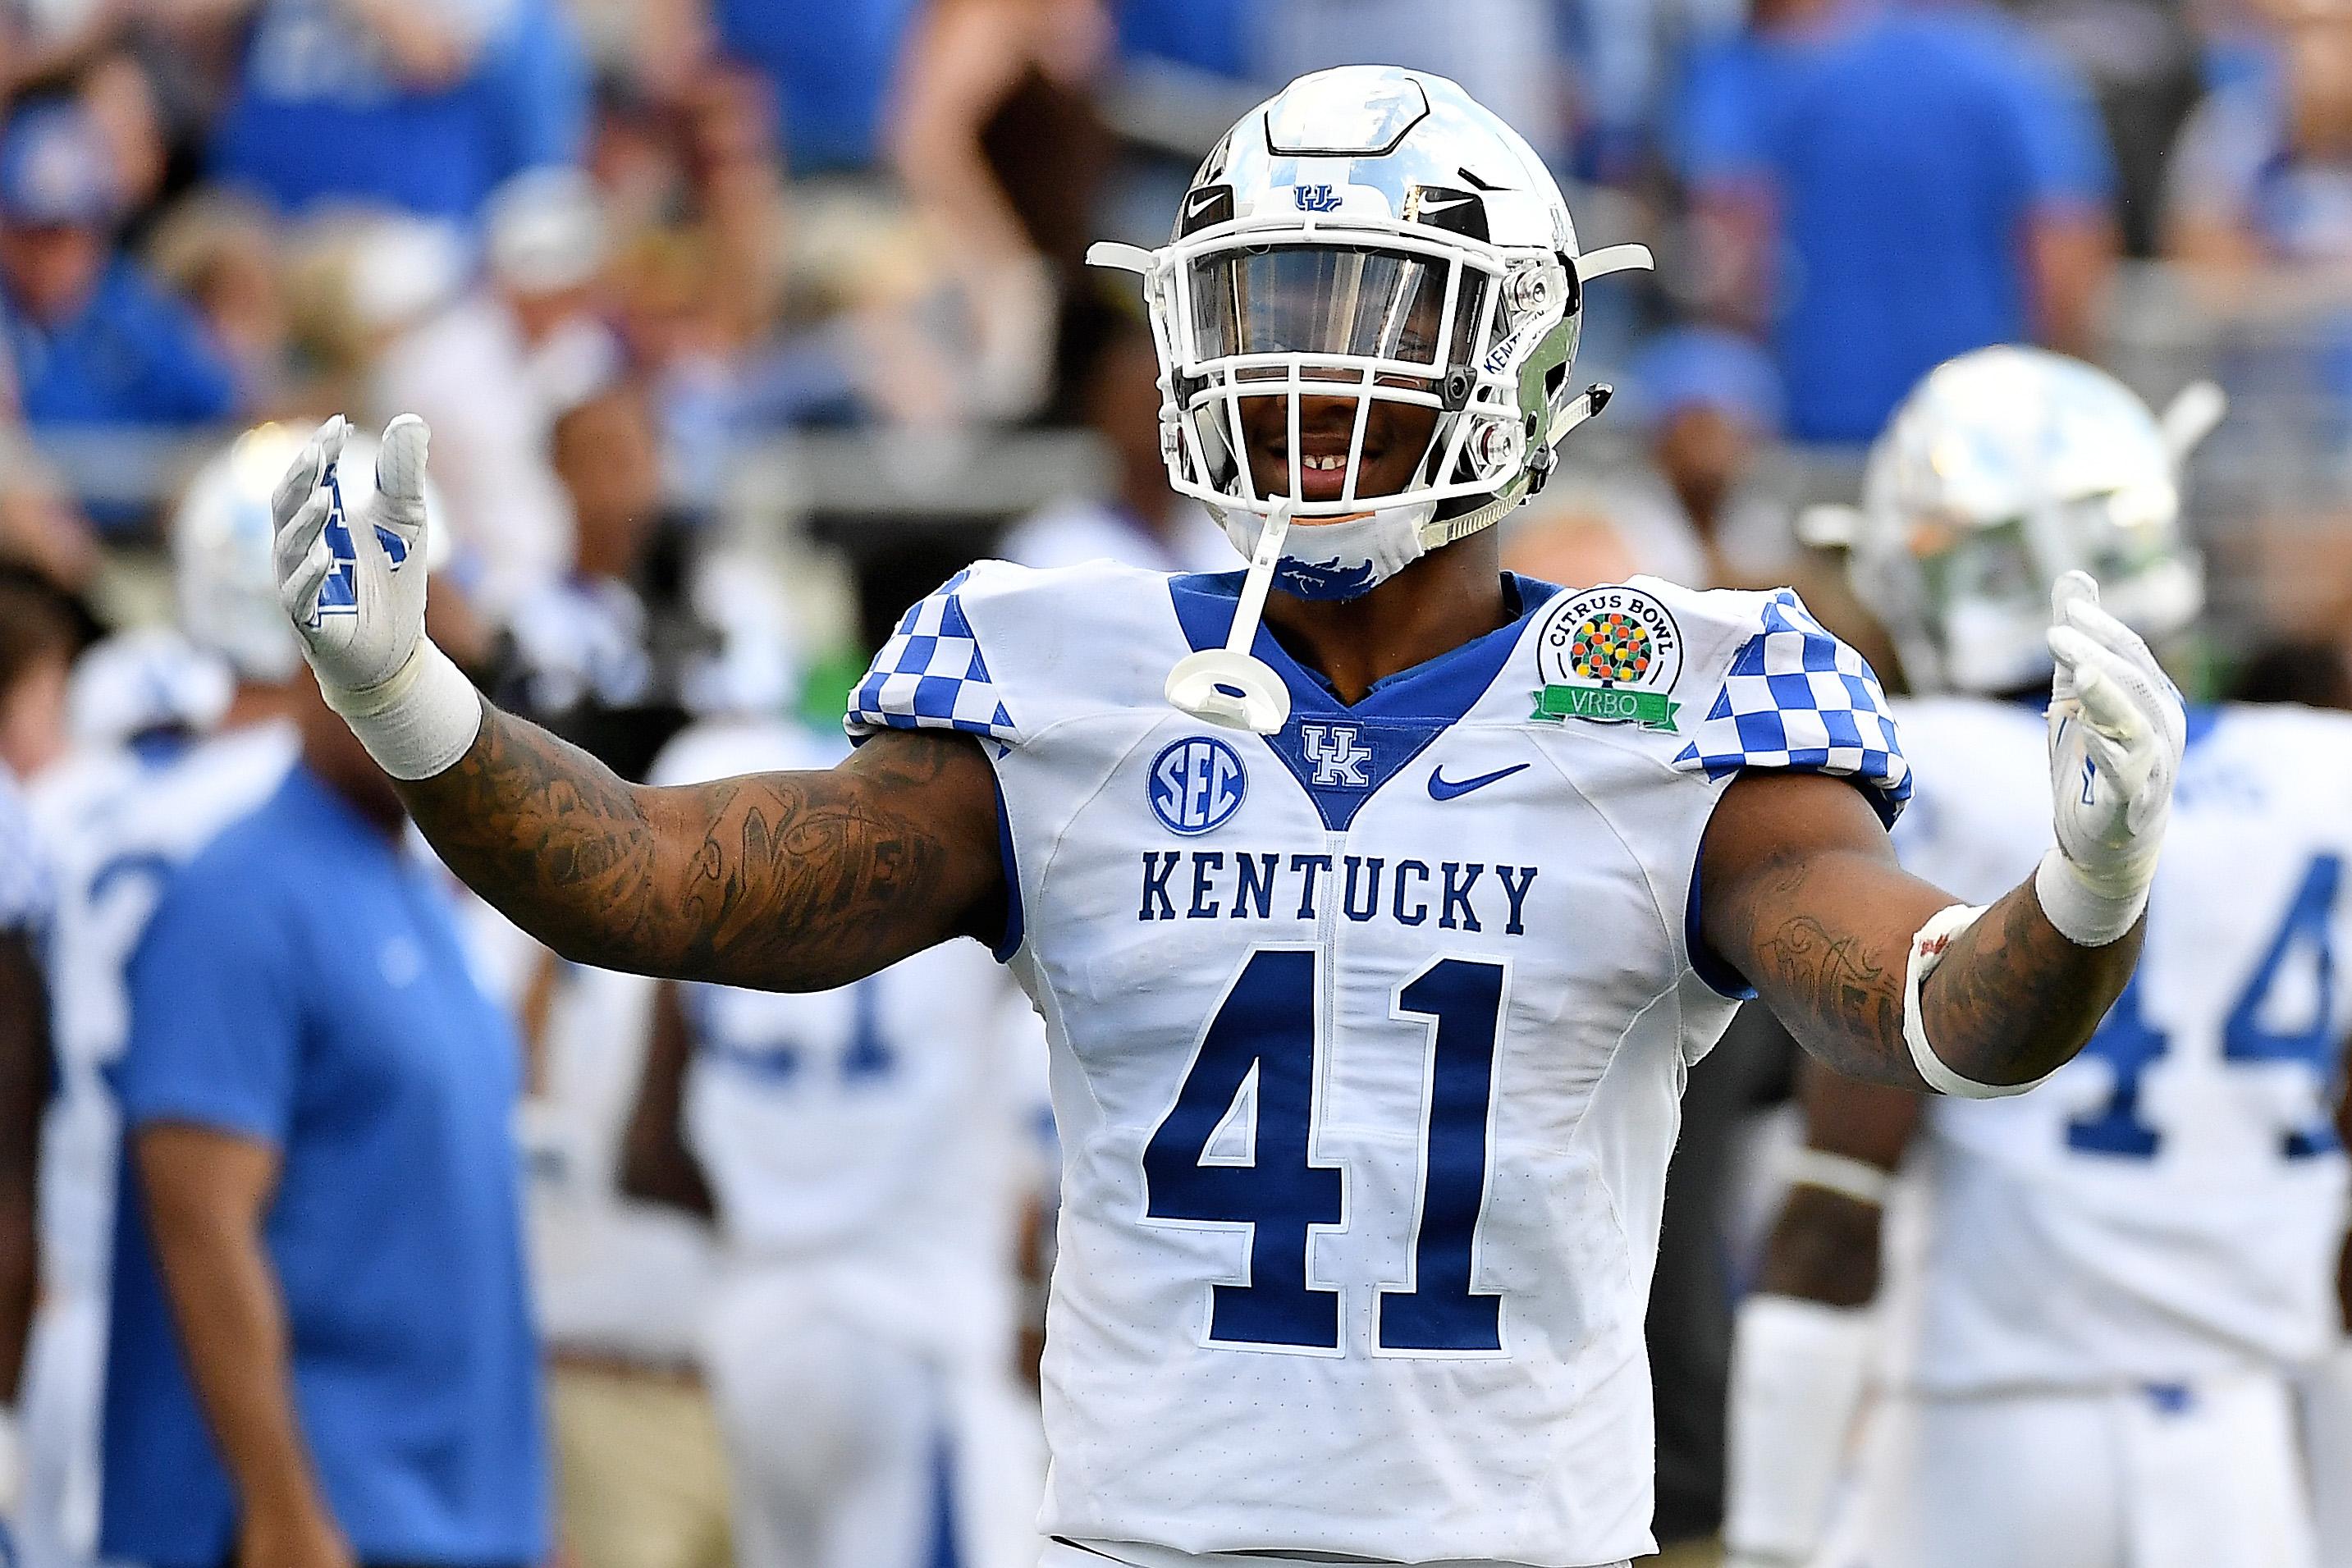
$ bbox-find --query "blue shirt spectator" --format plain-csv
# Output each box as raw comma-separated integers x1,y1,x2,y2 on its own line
1678,0,2116,443
210,0,588,222
0,103,236,434
1114,0,1254,79
99,763,545,1567
713,0,923,172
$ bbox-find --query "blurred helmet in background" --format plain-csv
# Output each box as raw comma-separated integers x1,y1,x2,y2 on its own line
1091,64,1650,600
66,627,232,747
1840,346,2214,695
173,421,450,684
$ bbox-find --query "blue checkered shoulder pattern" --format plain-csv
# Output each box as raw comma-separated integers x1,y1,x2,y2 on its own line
1671,592,1911,825
845,569,1020,748
0,770,50,935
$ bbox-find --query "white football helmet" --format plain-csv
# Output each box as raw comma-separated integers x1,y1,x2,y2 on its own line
175,422,449,685
1089,64,1650,728
1822,347,2217,696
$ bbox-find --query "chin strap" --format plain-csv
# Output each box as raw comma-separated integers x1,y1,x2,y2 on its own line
1166,501,1296,734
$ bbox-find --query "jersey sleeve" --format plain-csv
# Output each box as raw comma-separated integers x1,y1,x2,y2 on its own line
845,565,1022,750
1668,589,1911,825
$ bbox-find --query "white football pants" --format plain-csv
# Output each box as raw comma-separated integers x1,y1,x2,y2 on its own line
703,1267,1042,1568
1822,1372,2318,1568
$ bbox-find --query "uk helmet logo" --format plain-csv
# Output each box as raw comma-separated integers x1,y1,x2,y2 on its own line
1293,183,1342,213
1531,586,1684,731
1150,735,1247,835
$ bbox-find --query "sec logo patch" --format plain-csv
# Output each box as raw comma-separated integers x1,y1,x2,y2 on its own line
1150,736,1247,835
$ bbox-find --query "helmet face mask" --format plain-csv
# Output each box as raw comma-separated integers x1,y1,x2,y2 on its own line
1094,65,1644,604
1164,228,1526,520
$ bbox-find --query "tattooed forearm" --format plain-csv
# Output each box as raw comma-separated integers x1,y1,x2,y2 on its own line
1714,842,1924,1086
1705,771,2140,1092
1747,908,1904,1081
395,702,1003,990
1916,884,2140,1086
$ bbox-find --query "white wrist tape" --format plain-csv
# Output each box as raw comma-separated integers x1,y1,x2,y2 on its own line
319,640,482,781
1786,1147,1896,1208
2033,846,2150,949
1904,902,2057,1099
1725,1295,1875,1564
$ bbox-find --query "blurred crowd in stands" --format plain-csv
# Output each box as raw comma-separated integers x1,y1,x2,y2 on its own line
0,0,2345,718
5,2,2352,1563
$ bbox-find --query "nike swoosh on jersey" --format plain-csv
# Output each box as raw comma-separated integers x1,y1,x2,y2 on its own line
1427,762,1530,801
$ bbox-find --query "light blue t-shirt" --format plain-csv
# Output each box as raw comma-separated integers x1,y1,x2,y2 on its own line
2,258,237,431
714,0,922,172
1677,1,2115,443
99,765,544,1566
210,0,586,220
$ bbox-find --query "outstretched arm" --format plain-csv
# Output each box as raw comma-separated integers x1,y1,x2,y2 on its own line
1700,770,2139,1092
406,709,1004,990
1704,571,2181,1094
268,414,1004,992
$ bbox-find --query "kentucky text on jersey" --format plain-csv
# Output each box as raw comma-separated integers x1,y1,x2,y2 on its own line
1137,850,1540,935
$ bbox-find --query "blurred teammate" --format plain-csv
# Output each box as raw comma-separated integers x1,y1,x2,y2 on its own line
622,699,1046,1568
274,67,2186,1568
16,428,311,1568
1724,349,2352,1568
0,765,48,1565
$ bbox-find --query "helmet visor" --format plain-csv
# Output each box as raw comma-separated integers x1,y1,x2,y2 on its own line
1185,244,1485,373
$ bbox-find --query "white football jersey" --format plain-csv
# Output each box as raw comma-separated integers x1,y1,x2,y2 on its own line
29,723,295,1300
652,716,1047,1368
0,764,49,936
848,561,1909,1566
21,721,294,1564
1890,697,2352,1394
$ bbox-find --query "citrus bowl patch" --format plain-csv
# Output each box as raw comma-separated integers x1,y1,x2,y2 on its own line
1531,585,1683,731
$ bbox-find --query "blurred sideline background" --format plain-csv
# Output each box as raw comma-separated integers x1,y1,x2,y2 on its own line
5,1,2352,1566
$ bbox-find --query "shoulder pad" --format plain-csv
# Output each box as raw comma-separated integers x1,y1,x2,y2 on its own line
1650,581,1911,825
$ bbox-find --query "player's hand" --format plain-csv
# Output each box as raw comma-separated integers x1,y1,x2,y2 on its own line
272,414,431,698
2041,570,2186,940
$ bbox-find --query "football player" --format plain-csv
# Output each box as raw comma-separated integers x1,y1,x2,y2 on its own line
1723,348,2352,1568
272,68,2185,1568
0,761,47,1568
16,426,401,1568
621,700,1048,1568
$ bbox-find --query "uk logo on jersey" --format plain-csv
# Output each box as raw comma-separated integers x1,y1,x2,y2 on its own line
1151,735,1248,835
1299,723,1372,787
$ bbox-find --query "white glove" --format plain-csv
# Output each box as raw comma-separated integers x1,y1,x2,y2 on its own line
2037,570,2188,946
272,414,481,779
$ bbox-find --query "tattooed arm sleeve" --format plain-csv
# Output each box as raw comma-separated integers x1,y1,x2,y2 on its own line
1700,770,2140,1091
393,704,1006,992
